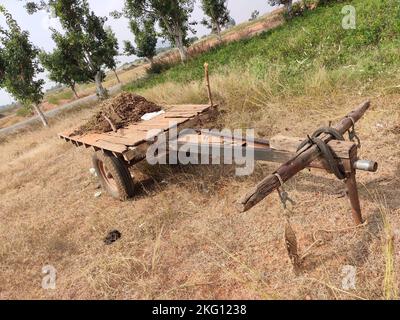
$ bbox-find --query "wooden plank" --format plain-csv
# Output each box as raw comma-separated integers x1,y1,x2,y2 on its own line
166,104,211,112
97,136,143,146
60,104,217,158
144,115,191,123
70,134,128,153
164,111,199,117
122,107,219,161
165,110,202,114
177,134,243,146
124,125,167,132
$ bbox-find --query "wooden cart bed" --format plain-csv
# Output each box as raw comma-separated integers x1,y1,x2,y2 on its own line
59,104,215,160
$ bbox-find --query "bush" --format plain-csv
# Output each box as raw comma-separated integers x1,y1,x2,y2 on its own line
16,105,32,117
46,90,74,105
147,61,173,75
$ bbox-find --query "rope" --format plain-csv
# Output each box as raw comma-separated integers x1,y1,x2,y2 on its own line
274,173,301,271
296,127,346,180
346,116,361,148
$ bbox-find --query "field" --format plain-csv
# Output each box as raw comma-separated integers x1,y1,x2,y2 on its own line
0,0,399,299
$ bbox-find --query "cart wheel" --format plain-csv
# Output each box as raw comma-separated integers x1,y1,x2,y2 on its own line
92,152,135,201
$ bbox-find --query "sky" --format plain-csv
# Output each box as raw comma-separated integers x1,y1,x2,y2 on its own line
0,0,274,105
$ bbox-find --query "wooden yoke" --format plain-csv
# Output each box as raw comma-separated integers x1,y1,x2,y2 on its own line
269,135,363,224
238,101,371,222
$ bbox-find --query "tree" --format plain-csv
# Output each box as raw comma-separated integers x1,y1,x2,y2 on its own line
39,32,88,98
123,0,195,63
25,0,119,99
103,27,121,84
123,16,158,67
249,10,260,21
225,16,236,29
268,0,293,16
200,0,230,41
0,6,48,127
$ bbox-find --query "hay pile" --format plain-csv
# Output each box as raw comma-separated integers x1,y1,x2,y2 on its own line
71,92,162,136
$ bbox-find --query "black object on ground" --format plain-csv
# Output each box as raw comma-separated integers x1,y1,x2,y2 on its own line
104,230,122,245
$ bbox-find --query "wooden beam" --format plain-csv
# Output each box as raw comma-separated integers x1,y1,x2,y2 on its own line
269,134,356,159
238,101,371,212
204,63,214,107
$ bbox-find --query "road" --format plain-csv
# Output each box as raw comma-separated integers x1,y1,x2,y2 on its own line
0,84,122,137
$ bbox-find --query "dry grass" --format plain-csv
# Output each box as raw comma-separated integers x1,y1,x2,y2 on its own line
0,67,400,300
0,114,26,129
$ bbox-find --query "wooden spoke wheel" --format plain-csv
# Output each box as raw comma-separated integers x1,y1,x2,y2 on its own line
92,152,135,201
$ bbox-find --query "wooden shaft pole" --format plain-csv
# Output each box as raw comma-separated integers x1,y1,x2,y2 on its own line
204,63,214,107
345,170,363,225
238,100,371,212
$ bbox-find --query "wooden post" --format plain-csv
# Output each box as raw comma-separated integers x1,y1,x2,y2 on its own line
343,149,364,225
345,170,363,225
238,101,371,212
204,63,214,107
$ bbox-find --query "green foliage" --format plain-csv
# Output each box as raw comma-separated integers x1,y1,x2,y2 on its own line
27,0,119,98
268,0,293,12
123,0,195,61
147,61,172,75
46,90,73,105
16,105,33,117
39,30,90,93
0,6,44,107
249,10,260,21
124,0,400,95
124,16,158,61
200,0,230,37
123,40,136,56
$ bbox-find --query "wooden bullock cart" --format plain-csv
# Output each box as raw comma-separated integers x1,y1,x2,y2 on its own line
59,100,376,226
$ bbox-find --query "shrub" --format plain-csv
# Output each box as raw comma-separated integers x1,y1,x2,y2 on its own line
16,105,32,117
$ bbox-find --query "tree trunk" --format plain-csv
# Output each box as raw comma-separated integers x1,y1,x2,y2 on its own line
71,84,79,99
95,71,108,100
113,68,121,84
148,57,154,68
33,104,49,127
216,23,222,43
286,0,293,16
176,41,188,63
160,16,188,63
175,28,188,63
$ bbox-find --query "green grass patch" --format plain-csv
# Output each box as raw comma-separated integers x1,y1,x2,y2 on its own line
124,0,400,95
46,90,74,105
16,105,32,117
